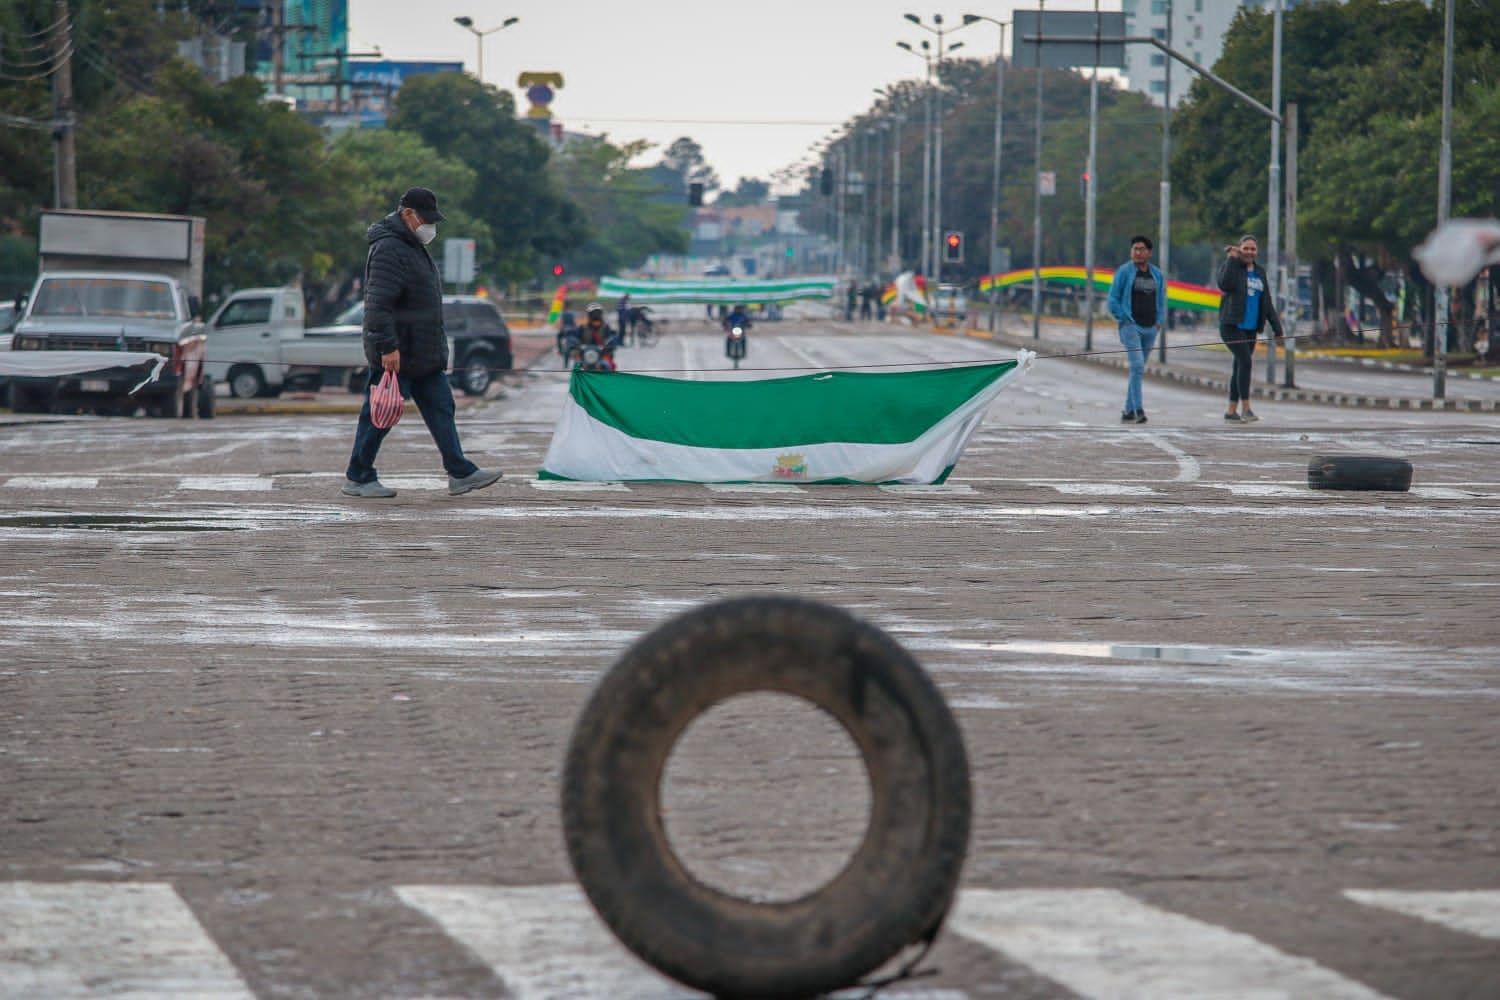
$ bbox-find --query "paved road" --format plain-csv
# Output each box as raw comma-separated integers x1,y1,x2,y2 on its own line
3,324,1499,999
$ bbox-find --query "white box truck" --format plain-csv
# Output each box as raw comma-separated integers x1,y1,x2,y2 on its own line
7,209,213,417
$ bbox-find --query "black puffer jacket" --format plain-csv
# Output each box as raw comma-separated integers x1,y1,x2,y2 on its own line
362,213,449,376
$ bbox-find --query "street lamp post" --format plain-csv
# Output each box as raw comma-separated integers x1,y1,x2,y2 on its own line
453,15,518,86
1032,0,1046,341
905,15,961,286
963,14,1007,332
897,41,935,283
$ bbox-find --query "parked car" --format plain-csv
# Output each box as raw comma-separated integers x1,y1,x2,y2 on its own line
312,296,513,397
934,284,968,322
444,295,513,396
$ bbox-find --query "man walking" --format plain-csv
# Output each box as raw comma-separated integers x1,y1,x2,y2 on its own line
1106,235,1167,424
342,187,502,499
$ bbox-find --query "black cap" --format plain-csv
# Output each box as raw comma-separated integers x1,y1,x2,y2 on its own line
399,187,446,223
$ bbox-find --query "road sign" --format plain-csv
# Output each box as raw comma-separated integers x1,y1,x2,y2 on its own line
1013,10,1126,69
444,238,476,286
1039,172,1056,197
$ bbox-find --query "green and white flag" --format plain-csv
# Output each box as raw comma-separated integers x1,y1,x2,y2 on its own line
597,275,837,304
539,354,1033,484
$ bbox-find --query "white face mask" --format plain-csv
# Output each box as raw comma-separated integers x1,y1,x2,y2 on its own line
415,223,437,245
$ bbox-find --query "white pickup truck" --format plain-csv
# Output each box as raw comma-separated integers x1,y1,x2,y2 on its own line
205,286,371,398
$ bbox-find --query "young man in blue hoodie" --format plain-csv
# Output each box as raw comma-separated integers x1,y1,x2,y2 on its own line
1106,235,1168,424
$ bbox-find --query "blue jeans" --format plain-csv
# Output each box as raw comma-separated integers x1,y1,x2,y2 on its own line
345,370,479,483
1118,322,1158,413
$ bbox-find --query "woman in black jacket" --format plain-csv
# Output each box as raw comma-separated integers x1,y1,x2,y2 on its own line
1216,234,1284,423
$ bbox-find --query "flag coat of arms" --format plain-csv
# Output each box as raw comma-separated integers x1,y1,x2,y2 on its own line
539,355,1032,484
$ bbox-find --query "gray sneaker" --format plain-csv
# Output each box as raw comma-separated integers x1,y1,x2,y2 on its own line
449,468,503,496
342,478,397,498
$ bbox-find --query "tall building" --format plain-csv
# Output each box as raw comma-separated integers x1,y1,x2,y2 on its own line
1120,0,1336,108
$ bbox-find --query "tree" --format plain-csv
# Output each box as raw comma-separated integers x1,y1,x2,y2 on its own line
386,73,586,284
546,136,688,277
78,63,355,297
715,178,770,208
658,137,720,198
1171,0,1500,347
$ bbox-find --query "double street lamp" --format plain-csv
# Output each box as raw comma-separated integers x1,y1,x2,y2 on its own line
903,14,962,284
961,14,1007,331
453,15,519,86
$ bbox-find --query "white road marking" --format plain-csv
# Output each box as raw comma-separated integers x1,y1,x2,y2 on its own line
2,476,98,489
395,884,678,1000
948,888,1392,999
379,476,448,491
175,476,273,492
530,480,632,492
880,484,977,494
706,483,808,493
0,881,253,999
1138,433,1202,482
1046,483,1159,496
1345,889,1500,939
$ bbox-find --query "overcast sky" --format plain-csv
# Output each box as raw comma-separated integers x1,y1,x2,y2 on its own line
349,1,1122,193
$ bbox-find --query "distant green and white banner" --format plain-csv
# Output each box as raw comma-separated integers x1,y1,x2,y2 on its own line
539,355,1033,484
597,276,839,304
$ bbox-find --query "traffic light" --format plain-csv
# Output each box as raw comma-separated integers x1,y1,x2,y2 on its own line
688,182,704,206
943,230,964,264
1081,171,1091,200
552,264,564,277
819,167,834,196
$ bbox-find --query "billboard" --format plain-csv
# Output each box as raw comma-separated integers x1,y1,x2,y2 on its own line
347,60,465,91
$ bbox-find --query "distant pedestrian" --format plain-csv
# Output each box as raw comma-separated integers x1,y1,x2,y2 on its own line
342,187,503,498
617,293,632,346
1216,234,1284,423
845,283,857,322
1106,235,1166,424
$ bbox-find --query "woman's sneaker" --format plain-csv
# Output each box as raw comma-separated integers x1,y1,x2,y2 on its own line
1134,410,1148,424
1224,412,1243,423
1240,409,1259,423
1121,410,1138,423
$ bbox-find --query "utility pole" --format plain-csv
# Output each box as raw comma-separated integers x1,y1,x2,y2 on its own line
1434,0,1454,399
1082,0,1101,352
1283,101,1298,388
50,0,76,209
1264,0,1283,387
1031,0,1046,341
1158,0,1172,362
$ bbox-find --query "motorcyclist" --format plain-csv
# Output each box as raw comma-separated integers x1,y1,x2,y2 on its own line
574,302,620,371
722,303,752,334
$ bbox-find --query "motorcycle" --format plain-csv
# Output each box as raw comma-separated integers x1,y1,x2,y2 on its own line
563,330,619,372
724,324,748,369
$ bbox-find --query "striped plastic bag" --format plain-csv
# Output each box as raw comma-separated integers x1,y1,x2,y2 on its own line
370,369,404,429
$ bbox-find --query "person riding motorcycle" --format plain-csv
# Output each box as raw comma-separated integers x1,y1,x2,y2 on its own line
722,304,752,334
571,302,620,371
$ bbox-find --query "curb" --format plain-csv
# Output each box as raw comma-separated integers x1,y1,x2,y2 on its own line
963,326,1500,413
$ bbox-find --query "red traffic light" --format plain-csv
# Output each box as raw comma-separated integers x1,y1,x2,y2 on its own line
945,233,961,248
552,264,564,277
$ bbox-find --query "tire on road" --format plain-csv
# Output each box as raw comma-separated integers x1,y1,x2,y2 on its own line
561,596,971,1000
197,376,215,419
456,348,496,396
1307,454,1413,492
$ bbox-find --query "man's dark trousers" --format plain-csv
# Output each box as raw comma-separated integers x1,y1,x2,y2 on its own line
345,370,479,483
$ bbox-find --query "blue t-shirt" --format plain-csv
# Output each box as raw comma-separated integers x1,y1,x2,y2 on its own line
1240,271,1264,331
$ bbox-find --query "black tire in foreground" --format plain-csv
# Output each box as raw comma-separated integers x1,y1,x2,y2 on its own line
561,596,971,1000
1307,454,1413,492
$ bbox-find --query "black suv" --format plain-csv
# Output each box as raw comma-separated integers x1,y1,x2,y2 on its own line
443,295,513,396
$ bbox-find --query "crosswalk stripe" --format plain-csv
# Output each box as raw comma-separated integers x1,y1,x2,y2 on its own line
0,881,253,999
175,476,273,492
2,476,98,489
395,883,678,999
1345,889,1500,939
706,483,807,493
947,888,1392,999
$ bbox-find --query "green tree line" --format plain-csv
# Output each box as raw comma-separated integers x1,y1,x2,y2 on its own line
801,0,1499,352
0,0,691,315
